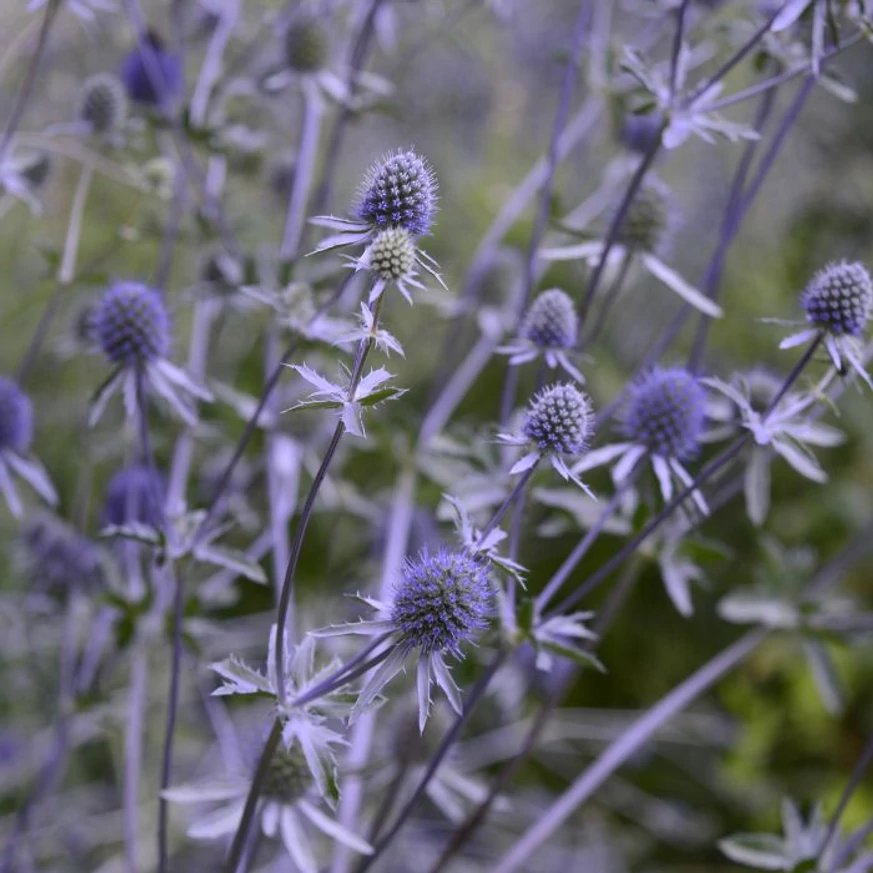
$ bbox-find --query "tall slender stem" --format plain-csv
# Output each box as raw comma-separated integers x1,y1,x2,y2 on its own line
492,630,767,873
123,644,148,873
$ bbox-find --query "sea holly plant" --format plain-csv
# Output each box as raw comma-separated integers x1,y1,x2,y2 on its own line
314,547,493,732
286,361,406,438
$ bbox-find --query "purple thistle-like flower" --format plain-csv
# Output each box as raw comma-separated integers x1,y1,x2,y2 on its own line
120,31,182,106
79,73,127,134
521,289,578,350
522,382,593,456
93,282,170,366
357,149,438,236
0,378,33,454
391,548,492,656
622,367,706,461
801,261,873,338
284,17,330,73
103,464,165,528
261,744,312,803
22,513,104,595
621,111,663,154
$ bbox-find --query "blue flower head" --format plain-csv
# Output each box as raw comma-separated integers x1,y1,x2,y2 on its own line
357,149,438,236
79,73,128,134
22,513,104,595
521,289,578,350
94,282,170,366
621,111,663,154
261,743,312,802
622,367,705,461
801,261,873,338
0,378,33,454
392,548,492,656
284,16,330,73
103,464,165,528
615,178,672,253
120,31,182,106
522,382,593,456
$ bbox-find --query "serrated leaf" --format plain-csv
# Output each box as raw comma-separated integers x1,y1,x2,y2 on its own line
357,386,406,407
210,655,272,696
541,641,606,673
195,544,267,584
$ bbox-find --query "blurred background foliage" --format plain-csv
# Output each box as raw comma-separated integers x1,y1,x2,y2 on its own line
0,0,872,871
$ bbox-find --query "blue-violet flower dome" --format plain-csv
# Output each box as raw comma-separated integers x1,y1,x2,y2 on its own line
622,367,706,461
120,31,182,106
357,150,438,236
522,382,593,456
801,261,873,338
103,464,165,528
93,282,170,365
391,548,492,656
521,289,578,350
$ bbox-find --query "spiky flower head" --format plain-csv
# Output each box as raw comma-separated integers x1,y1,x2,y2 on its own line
103,464,165,528
284,17,330,73
801,261,873,338
79,73,128,134
522,382,593,456
93,282,170,365
261,743,312,803
357,150,438,236
120,30,182,106
0,378,33,454
521,289,578,349
368,228,416,281
391,548,492,656
22,513,103,595
622,367,705,461
615,178,672,253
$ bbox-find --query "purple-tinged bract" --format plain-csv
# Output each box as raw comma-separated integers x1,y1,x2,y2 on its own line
120,31,182,106
391,548,491,656
622,367,705,461
0,378,33,453
801,261,873,337
521,289,577,350
94,282,170,365
522,382,592,456
357,150,437,236
103,464,165,528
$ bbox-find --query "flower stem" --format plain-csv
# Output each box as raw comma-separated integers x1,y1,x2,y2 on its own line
123,643,148,873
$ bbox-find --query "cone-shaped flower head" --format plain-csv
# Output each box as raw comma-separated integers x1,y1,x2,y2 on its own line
120,31,182,106
261,744,312,803
615,178,672,253
391,548,492,656
0,378,33,453
522,382,593,456
94,282,170,365
103,464,165,528
284,17,330,73
368,228,417,282
79,73,128,134
521,289,578,350
622,367,705,461
357,150,437,236
801,261,873,338
22,513,103,594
